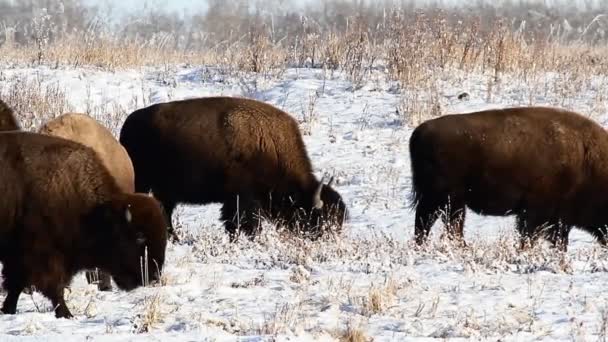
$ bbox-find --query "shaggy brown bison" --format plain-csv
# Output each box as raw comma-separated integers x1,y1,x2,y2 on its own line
0,131,167,318
0,99,19,131
39,112,137,291
409,106,608,250
119,96,347,241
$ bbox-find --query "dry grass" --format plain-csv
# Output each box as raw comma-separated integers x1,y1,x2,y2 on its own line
0,74,72,130
133,292,165,334
0,3,606,86
1,3,607,129
337,319,371,342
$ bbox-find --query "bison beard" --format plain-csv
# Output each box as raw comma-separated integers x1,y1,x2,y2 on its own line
119,96,347,241
39,112,137,292
409,106,608,250
0,131,167,318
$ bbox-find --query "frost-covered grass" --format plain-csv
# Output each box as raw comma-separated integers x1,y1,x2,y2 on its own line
1,62,608,341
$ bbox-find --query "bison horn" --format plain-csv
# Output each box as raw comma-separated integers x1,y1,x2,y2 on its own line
125,205,132,223
313,176,325,210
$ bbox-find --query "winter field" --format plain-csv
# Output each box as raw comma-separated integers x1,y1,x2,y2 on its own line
0,62,606,341
3,1,608,341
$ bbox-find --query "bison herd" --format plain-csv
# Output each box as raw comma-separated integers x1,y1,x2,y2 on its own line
0,94,607,319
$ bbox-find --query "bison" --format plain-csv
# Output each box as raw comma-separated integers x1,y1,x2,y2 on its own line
39,113,137,292
119,96,347,241
409,106,608,250
0,131,167,318
0,99,19,131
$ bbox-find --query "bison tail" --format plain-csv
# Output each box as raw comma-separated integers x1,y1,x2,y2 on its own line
407,123,432,211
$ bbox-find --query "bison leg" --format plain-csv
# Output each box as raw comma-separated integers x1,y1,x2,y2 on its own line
414,199,442,245
155,198,179,243
546,220,572,251
85,269,112,291
221,194,262,242
0,266,25,315
517,213,552,249
440,200,467,245
97,271,113,291
1,287,23,315
41,285,73,319
516,215,531,248
589,226,608,247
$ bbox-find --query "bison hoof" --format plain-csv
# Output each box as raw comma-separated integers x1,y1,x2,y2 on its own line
1,306,16,315
98,283,112,292
55,307,74,319
168,229,180,243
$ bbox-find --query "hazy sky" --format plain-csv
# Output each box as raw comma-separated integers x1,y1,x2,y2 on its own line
85,0,605,16
85,0,205,14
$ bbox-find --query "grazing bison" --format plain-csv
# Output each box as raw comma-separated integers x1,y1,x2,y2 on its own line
38,112,137,292
0,99,19,131
39,113,137,292
409,106,608,250
119,96,347,241
0,131,167,318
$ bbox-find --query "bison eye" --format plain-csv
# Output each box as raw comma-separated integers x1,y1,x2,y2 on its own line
136,231,146,245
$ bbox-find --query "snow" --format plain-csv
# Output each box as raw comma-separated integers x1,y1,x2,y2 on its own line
1,63,608,340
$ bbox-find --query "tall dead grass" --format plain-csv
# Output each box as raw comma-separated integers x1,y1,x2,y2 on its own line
2,3,608,127
1,6,606,81
0,75,72,130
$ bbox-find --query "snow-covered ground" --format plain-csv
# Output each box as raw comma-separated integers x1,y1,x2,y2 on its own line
2,64,608,341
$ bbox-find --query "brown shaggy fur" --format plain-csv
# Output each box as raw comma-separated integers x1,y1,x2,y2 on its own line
119,96,347,241
409,106,608,250
39,113,137,292
0,131,167,318
39,113,135,193
0,99,20,131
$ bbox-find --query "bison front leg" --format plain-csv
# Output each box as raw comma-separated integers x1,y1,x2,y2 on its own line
546,220,572,252
590,226,608,247
40,285,73,319
1,260,27,314
517,213,556,250
97,271,113,291
221,194,261,242
1,287,23,315
516,214,541,249
160,200,180,243
85,269,113,291
1,273,25,315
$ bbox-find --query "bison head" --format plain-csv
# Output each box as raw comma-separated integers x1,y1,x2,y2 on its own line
304,175,348,238
86,193,168,290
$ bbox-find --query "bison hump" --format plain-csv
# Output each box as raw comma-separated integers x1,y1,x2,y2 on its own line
223,108,283,163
